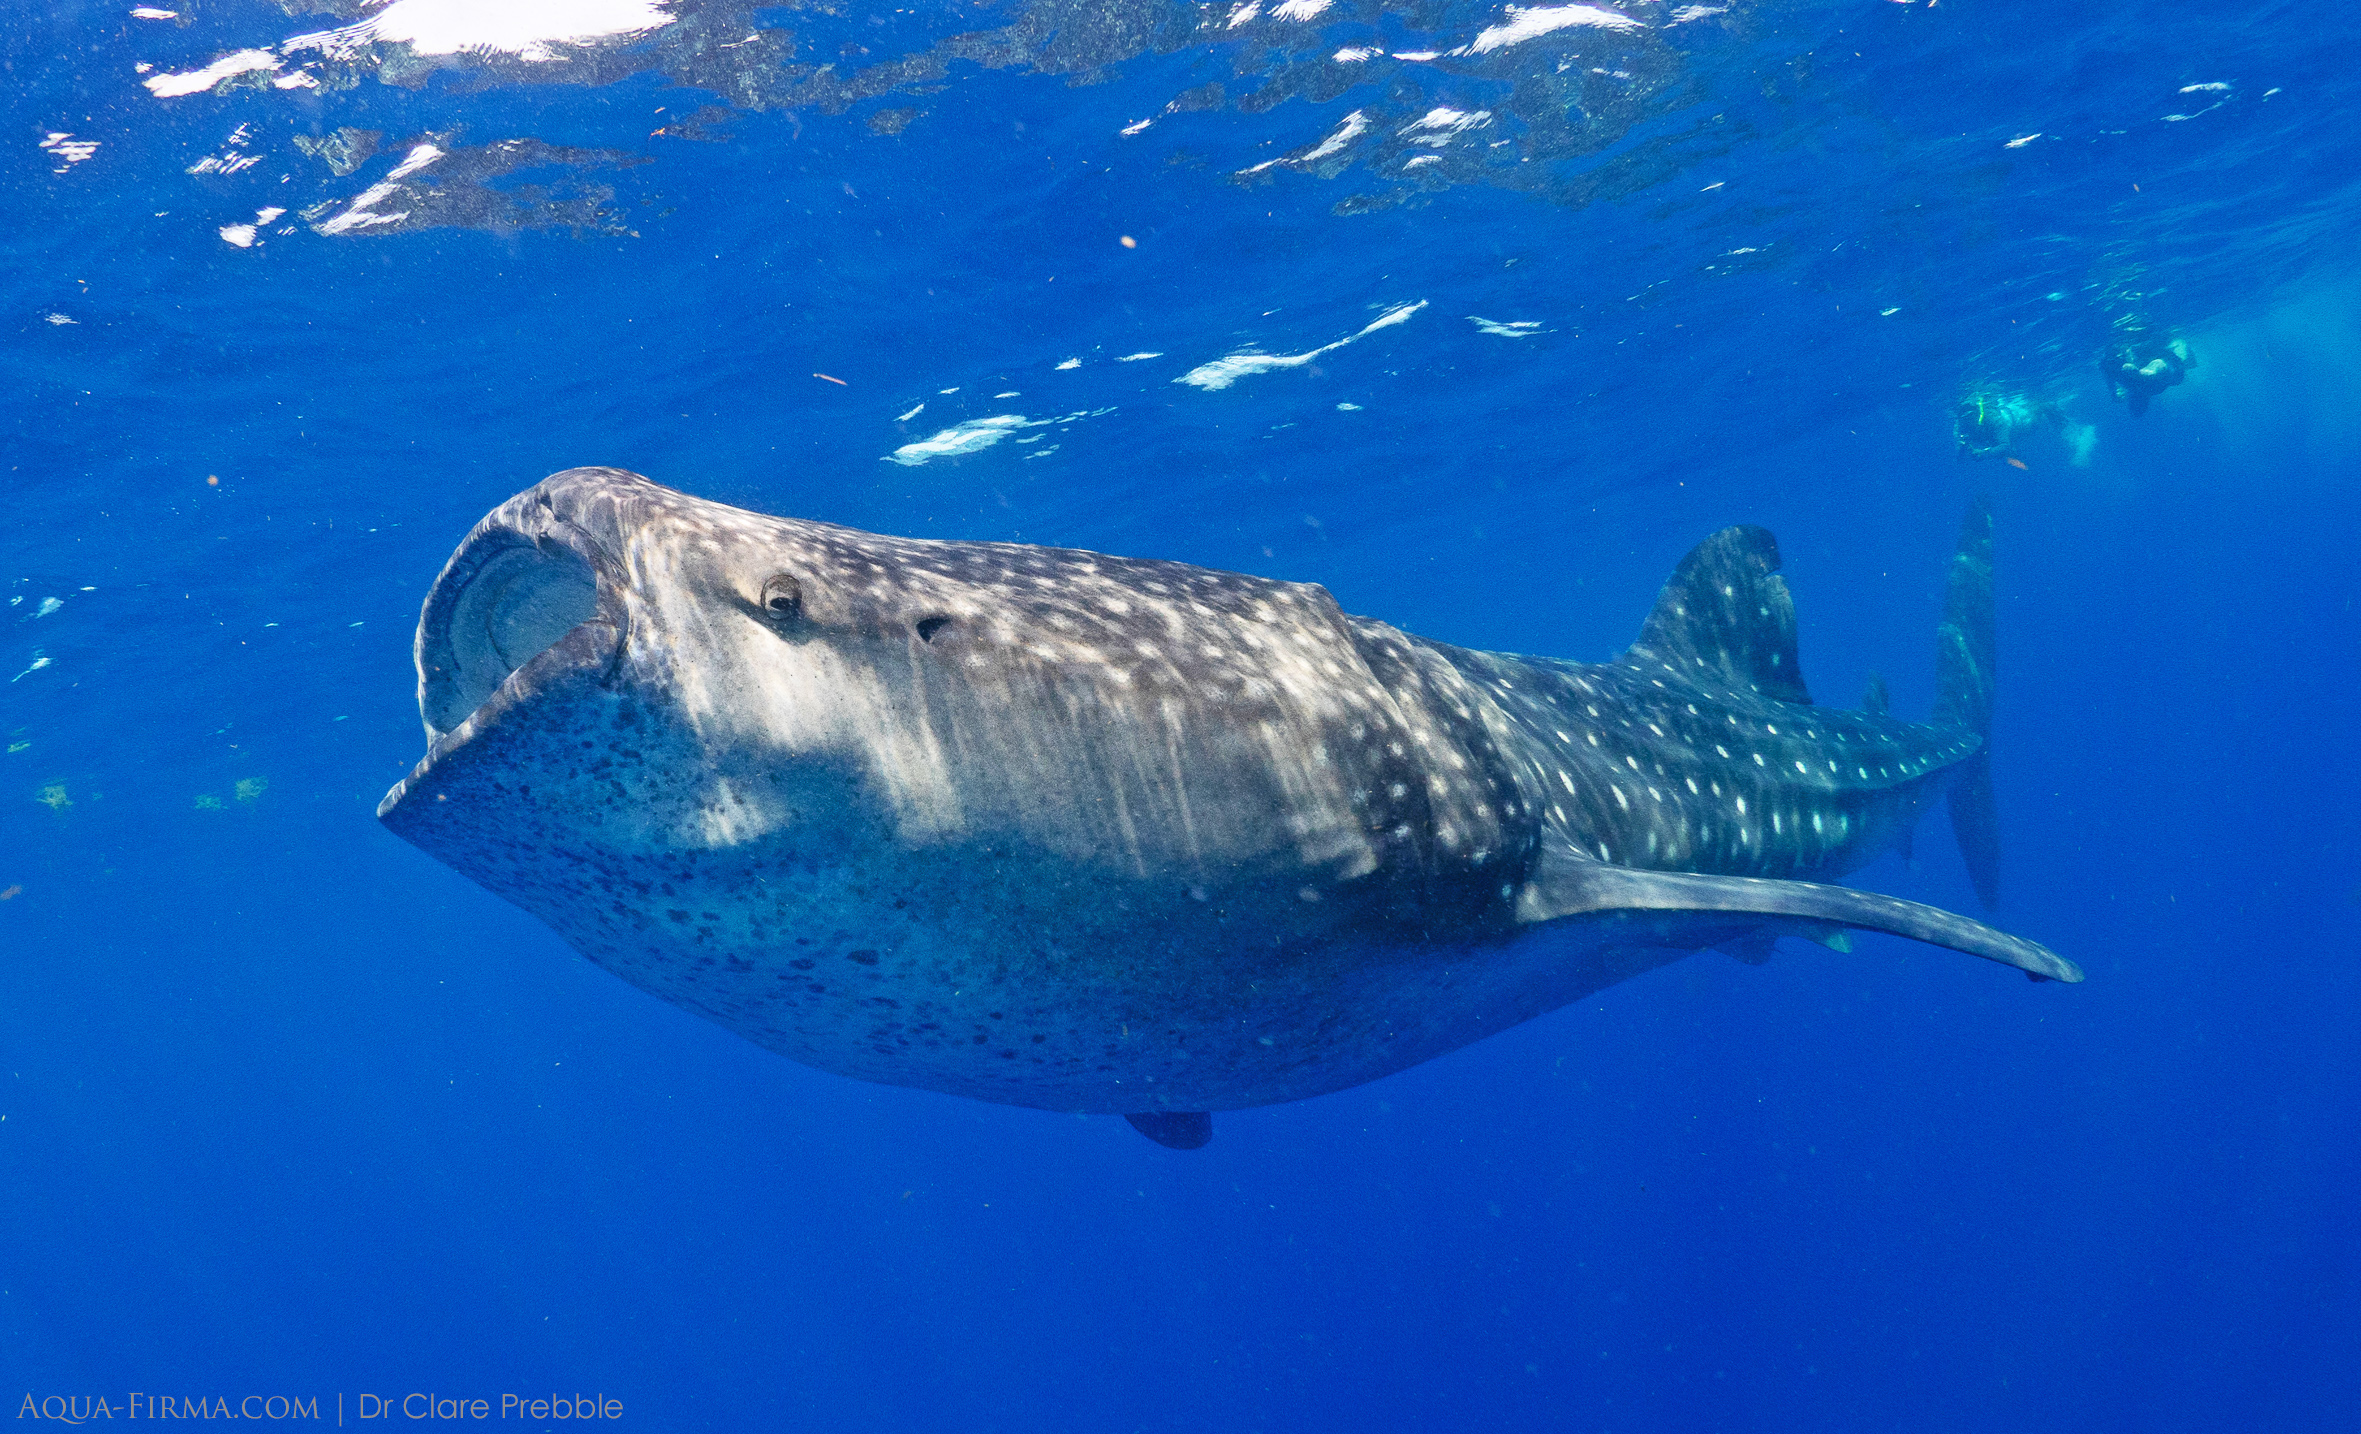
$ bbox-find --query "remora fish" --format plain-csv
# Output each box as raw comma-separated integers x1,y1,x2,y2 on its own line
380,469,2077,1149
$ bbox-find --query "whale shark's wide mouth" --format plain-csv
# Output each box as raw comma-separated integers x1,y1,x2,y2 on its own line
416,529,603,741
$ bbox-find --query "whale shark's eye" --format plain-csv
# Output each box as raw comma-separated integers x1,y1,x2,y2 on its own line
759,575,804,624
915,615,953,643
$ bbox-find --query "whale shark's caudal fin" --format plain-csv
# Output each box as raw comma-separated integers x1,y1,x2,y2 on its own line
1622,524,1812,704
1933,498,2001,909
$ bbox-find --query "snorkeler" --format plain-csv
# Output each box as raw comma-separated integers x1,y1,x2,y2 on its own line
1955,389,2062,461
1956,395,2015,460
2101,336,2192,417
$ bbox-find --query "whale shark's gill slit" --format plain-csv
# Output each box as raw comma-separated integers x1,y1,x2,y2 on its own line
915,615,954,643
430,542,599,734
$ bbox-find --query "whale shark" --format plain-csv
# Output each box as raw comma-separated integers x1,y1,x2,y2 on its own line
379,469,2077,1149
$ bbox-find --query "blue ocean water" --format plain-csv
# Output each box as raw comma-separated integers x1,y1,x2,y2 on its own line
5,0,2359,1427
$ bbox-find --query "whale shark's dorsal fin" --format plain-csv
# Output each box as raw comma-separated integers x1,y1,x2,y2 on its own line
1622,524,1812,704
1517,841,2080,983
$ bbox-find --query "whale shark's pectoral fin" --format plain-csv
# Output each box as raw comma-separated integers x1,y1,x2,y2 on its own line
1717,931,1778,965
1125,1111,1213,1149
1717,924,1852,964
1518,848,2081,983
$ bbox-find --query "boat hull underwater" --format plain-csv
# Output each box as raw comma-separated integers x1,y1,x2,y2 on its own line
379,469,2076,1148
